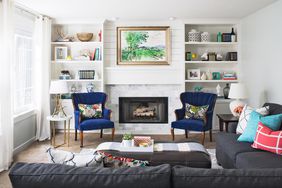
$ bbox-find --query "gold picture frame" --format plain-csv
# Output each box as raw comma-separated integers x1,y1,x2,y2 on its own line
117,26,171,65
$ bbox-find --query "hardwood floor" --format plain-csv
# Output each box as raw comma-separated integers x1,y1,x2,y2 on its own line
0,132,216,188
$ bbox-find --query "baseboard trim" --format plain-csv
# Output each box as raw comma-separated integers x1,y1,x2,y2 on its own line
13,136,36,156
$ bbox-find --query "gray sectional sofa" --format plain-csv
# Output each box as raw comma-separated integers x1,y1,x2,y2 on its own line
216,103,282,169
9,162,282,188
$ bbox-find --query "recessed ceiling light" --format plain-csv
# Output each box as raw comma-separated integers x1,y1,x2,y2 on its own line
169,17,176,21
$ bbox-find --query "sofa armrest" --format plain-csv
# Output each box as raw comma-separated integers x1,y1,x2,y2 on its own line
175,109,185,120
103,108,112,120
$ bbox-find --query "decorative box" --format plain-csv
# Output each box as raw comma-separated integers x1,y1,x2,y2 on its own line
201,32,210,42
79,70,95,79
134,136,152,147
188,29,201,42
226,52,238,61
222,33,231,42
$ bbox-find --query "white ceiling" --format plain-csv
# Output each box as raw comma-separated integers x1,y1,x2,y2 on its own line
16,0,277,20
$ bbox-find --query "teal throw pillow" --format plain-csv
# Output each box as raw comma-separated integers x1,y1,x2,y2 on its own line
238,111,282,143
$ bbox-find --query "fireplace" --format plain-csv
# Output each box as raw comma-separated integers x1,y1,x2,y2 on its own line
119,97,168,123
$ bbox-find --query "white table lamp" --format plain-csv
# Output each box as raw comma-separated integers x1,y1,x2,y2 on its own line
228,83,248,117
50,81,69,117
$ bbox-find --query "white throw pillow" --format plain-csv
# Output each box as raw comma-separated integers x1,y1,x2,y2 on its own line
236,105,269,134
47,148,103,167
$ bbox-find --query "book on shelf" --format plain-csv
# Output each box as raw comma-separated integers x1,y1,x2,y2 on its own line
91,47,102,61
223,77,237,80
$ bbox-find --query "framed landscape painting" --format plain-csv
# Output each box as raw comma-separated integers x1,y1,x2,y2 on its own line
117,27,170,65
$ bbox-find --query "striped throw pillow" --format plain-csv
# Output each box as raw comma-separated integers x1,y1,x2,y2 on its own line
252,122,282,155
236,105,269,134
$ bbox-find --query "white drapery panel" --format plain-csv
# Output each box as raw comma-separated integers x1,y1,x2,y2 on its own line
0,0,14,172
34,16,52,141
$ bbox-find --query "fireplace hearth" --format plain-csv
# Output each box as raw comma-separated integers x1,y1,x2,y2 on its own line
119,97,168,123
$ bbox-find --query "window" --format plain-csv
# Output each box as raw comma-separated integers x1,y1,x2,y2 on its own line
13,9,35,115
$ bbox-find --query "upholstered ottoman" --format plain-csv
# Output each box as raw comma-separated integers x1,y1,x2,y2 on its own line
97,142,211,168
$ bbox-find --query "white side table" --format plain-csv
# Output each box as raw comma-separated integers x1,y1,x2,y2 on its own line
47,115,72,147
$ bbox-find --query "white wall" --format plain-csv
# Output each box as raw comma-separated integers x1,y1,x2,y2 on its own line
13,113,37,154
104,20,184,85
242,0,282,107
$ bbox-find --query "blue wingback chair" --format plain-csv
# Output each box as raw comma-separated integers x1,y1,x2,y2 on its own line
171,92,217,144
72,92,114,147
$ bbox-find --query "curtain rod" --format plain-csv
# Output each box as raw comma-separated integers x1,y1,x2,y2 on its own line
15,3,51,20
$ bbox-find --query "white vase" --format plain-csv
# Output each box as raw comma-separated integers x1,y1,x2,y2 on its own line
122,140,133,147
206,70,213,80
201,72,207,80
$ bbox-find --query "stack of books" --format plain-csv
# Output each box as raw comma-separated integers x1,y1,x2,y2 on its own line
223,72,237,80
91,47,102,61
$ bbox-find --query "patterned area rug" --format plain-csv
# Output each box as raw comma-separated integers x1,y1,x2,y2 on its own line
207,149,222,169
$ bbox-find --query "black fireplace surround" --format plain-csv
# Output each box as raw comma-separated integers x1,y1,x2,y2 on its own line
119,97,168,124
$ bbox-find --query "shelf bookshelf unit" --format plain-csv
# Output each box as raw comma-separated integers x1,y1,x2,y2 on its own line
50,22,105,93
184,23,240,95
50,21,106,130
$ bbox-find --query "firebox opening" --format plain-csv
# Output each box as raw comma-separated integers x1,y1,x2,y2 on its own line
119,97,168,124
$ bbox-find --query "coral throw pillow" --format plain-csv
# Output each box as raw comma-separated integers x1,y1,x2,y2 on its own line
252,122,282,155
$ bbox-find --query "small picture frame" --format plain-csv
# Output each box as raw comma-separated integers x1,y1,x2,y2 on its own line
55,46,68,61
187,69,200,80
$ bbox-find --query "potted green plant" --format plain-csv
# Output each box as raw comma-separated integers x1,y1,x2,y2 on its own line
122,133,134,147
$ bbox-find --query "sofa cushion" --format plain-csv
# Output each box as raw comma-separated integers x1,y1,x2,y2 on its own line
9,163,171,188
252,122,282,155
80,119,114,130
237,112,282,143
171,119,205,131
236,151,282,169
172,165,282,188
216,132,259,168
264,103,282,130
236,105,269,134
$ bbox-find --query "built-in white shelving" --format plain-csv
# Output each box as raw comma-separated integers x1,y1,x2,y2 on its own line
185,61,237,64
55,79,102,82
50,22,105,93
51,60,103,64
185,42,238,45
184,23,240,94
185,80,238,83
51,41,103,45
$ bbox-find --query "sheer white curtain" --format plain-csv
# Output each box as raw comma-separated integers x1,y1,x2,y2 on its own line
34,16,52,141
0,0,14,172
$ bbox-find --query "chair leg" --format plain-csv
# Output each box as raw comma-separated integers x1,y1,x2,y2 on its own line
80,131,83,148
100,129,103,138
209,130,213,142
111,128,115,141
75,129,77,141
171,128,175,141
201,131,206,145
185,130,188,139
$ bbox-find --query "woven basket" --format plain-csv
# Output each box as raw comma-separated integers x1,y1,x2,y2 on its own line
77,33,94,42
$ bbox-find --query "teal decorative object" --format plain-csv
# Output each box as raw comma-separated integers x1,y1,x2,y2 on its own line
212,72,221,80
193,85,203,92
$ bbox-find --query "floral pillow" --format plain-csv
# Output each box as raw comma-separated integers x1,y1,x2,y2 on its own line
99,151,149,168
78,103,102,119
185,103,209,122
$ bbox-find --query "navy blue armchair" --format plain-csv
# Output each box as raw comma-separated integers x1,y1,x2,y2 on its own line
171,92,217,144
72,92,114,147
